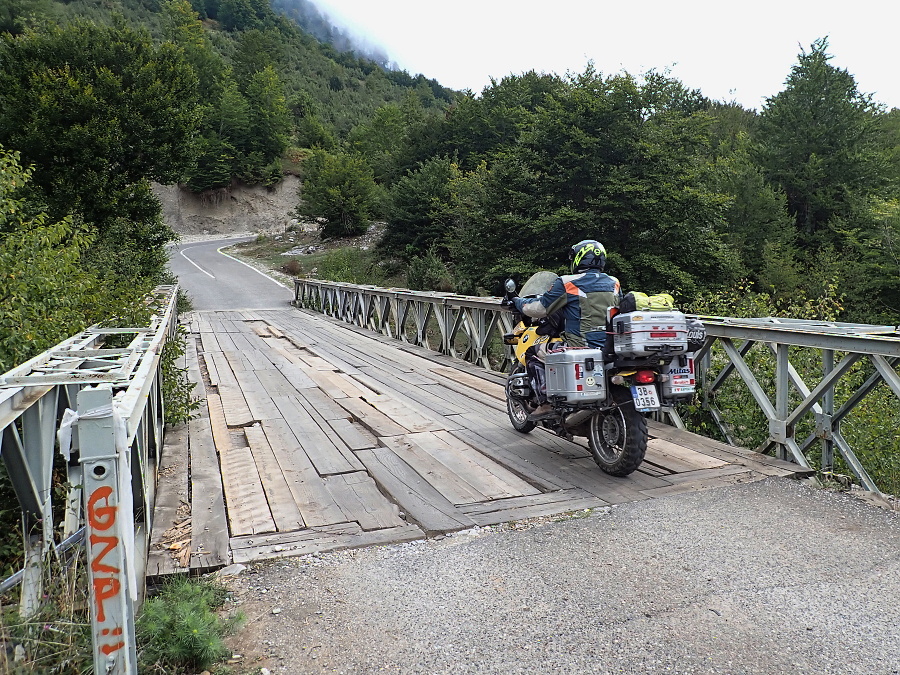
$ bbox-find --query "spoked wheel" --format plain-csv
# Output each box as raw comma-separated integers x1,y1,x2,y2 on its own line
506,366,536,433
588,386,647,476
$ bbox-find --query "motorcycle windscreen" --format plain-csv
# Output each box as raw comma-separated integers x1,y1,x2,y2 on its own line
519,270,559,297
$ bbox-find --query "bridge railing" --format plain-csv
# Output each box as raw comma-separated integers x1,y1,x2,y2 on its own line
0,285,178,675
294,278,900,495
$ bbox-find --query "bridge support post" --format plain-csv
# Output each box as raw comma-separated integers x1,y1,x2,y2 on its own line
78,385,138,675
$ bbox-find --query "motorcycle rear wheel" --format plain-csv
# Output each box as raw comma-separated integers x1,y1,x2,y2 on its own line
588,386,647,476
506,367,536,433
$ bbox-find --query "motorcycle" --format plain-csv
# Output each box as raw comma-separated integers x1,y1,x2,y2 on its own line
501,273,702,477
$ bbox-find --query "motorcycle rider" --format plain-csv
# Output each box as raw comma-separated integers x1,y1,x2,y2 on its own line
509,239,621,421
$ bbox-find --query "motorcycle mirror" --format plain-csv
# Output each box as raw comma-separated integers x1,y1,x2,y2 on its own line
504,279,516,294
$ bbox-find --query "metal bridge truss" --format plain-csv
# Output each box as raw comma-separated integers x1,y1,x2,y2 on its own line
0,285,178,674
295,279,900,494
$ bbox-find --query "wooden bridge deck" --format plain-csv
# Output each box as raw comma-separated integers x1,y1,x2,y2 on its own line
148,308,807,575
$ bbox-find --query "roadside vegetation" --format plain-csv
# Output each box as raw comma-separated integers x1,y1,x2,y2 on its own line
0,1,899,670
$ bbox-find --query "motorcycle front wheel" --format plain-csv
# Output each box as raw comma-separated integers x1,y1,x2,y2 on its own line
588,386,647,477
506,366,536,433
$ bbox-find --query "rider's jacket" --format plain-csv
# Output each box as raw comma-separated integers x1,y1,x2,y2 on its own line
513,270,621,347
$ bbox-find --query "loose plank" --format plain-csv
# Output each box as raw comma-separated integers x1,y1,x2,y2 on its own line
323,472,406,530
356,447,477,534
261,419,349,527
230,523,423,564
244,424,305,531
188,408,229,570
207,393,275,536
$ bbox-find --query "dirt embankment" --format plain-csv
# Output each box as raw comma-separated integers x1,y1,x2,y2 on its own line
152,176,301,237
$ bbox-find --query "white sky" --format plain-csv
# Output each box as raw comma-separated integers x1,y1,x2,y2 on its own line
310,0,899,111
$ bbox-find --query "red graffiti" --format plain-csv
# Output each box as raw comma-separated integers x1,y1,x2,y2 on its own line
100,627,124,655
92,576,121,622
87,486,116,530
89,534,120,574
87,484,122,637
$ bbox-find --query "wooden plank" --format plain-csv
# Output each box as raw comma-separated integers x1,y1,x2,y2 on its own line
428,366,506,401
363,393,446,433
229,522,360,549
254,367,302,398
468,495,609,527
291,391,364,471
270,396,360,475
188,408,229,570
354,369,466,417
276,362,319,390
231,523,424,564
646,420,811,476
639,469,763,498
327,418,378,450
380,434,489,505
415,430,541,499
199,332,221,354
336,396,408,437
643,437,729,474
448,425,575,492
207,393,276,536
244,424,305,531
458,488,599,515
662,464,758,485
356,447,477,534
207,351,253,426
294,386,353,422
323,472,406,530
232,369,282,421
147,423,190,576
261,419,349,527
295,353,338,371
201,352,220,388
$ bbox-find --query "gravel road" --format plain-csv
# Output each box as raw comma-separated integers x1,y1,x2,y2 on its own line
220,478,900,675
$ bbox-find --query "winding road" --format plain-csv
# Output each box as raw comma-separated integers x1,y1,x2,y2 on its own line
167,237,293,310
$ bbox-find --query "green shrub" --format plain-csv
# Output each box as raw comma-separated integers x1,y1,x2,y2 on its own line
316,247,384,285
407,248,455,292
136,576,243,673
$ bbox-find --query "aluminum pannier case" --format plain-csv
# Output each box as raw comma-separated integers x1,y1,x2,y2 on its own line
612,311,689,358
546,348,607,403
661,353,696,399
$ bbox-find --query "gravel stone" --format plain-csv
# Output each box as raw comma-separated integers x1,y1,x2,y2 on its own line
223,478,900,674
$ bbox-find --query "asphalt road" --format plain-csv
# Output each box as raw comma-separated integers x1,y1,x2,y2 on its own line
225,479,900,675
167,237,293,310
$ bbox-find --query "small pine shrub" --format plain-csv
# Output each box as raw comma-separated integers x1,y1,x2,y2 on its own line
136,576,243,673
161,325,201,428
407,249,454,292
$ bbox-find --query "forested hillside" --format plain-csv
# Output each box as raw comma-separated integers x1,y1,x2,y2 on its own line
1,0,899,381
0,0,454,371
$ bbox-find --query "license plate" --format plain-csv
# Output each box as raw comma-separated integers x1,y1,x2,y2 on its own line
631,384,660,411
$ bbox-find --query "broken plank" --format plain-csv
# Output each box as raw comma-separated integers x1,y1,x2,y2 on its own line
428,366,506,401
335,396,408,437
147,423,190,576
380,434,489,505
416,430,541,499
468,495,609,527
327,418,378,450
270,396,360,475
323,472,405,530
643,437,729,473
230,523,424,564
188,408,229,570
244,424,305,531
356,447,477,534
639,469,763,498
261,419,349,527
207,393,276,536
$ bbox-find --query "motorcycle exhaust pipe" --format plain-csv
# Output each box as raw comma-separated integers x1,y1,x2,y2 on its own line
563,409,595,430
